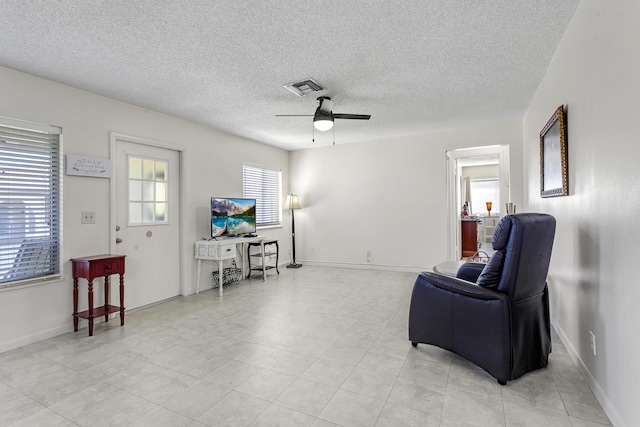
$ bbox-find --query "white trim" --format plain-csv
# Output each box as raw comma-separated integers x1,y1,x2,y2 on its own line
0,323,70,354
552,319,624,427
301,260,428,274
0,115,61,134
242,161,282,173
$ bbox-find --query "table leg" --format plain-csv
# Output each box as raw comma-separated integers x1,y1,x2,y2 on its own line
196,259,202,294
241,242,247,278
246,243,252,278
104,275,110,322
218,261,224,296
73,277,79,331
88,279,94,336
119,273,125,326
261,241,266,281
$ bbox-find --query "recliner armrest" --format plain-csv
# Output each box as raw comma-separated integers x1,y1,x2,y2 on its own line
421,271,505,301
455,262,485,282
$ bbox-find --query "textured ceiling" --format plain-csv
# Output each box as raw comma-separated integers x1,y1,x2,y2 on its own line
0,1,580,150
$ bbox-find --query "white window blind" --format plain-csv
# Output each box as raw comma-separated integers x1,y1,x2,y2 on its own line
0,120,61,287
243,164,281,227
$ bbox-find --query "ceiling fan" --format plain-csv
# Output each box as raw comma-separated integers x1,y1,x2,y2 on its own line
277,96,371,131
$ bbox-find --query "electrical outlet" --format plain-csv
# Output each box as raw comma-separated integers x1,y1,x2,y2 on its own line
81,211,96,224
366,250,372,263
589,331,596,356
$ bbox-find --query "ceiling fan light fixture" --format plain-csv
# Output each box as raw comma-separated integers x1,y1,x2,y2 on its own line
313,111,334,131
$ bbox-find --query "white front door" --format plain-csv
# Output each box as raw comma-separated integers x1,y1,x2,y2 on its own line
112,136,181,310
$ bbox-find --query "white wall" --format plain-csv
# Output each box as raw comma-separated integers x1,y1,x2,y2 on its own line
523,1,640,426
290,121,523,271
0,66,291,352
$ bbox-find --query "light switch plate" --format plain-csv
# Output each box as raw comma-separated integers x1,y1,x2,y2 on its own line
81,211,95,224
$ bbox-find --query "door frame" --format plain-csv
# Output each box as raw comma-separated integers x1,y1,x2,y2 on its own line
446,145,510,260
109,132,188,295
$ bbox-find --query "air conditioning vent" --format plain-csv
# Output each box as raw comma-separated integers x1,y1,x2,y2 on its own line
283,78,324,97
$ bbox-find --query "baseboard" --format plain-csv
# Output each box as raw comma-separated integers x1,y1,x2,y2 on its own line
551,319,625,427
300,259,425,273
0,324,71,354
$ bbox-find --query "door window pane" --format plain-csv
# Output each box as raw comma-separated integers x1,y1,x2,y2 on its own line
128,156,169,225
129,181,141,201
142,159,154,180
129,157,142,179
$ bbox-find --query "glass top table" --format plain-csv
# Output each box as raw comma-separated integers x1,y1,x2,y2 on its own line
432,260,467,277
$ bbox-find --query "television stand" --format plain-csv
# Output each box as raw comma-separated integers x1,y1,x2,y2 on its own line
194,235,265,295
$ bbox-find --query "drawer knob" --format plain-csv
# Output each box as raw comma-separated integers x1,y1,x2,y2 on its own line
105,265,112,270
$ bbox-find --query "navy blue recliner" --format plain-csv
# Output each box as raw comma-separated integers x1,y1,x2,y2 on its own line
409,213,556,384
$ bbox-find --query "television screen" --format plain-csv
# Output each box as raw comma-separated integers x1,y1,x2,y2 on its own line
211,197,256,237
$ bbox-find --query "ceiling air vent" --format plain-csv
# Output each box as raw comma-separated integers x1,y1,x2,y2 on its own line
283,78,324,97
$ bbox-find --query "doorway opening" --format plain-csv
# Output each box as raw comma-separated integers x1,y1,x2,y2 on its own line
446,145,510,260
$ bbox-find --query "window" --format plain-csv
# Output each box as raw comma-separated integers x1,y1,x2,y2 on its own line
1,118,61,287
128,156,168,225
469,178,500,216
242,163,281,227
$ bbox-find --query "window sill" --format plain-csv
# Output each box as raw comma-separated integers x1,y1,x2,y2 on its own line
0,274,63,293
257,224,282,231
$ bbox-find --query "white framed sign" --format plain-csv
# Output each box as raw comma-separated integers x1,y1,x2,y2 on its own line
65,154,111,178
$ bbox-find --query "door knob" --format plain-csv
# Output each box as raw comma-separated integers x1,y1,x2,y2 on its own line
115,237,123,244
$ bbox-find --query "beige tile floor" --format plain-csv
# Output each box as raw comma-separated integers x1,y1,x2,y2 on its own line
0,267,611,426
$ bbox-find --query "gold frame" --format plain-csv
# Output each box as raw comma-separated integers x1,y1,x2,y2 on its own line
540,105,568,198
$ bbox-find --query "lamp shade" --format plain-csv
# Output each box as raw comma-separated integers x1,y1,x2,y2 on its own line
313,110,334,131
284,194,301,210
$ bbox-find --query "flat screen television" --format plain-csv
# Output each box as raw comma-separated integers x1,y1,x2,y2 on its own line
211,197,256,238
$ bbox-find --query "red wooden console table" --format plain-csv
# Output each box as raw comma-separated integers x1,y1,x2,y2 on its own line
71,254,126,336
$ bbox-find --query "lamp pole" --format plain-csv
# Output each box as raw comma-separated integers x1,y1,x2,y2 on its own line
285,194,302,268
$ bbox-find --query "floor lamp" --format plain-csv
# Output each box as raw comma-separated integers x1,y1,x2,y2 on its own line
284,194,302,268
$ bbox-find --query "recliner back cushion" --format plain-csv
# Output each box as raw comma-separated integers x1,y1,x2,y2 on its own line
492,216,513,250
476,250,505,290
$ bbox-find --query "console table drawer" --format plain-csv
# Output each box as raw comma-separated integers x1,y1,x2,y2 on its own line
195,241,237,260
91,259,124,277
215,243,236,259
71,254,125,278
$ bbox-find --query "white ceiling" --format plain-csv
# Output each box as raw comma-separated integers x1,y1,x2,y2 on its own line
0,1,581,151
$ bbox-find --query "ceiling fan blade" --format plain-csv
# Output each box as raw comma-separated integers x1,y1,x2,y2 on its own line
333,113,371,120
275,114,313,117
319,98,334,114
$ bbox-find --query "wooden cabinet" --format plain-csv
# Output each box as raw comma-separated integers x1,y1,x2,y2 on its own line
461,219,478,258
